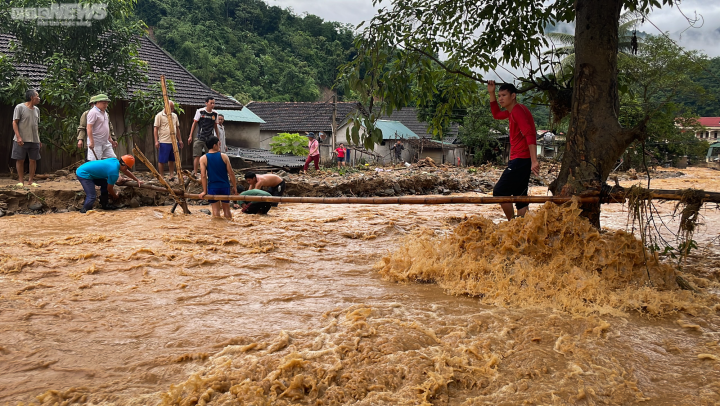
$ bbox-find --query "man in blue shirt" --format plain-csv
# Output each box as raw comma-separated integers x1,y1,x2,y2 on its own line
198,136,238,218
75,155,142,213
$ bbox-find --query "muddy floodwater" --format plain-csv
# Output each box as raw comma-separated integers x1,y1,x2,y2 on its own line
1,168,719,405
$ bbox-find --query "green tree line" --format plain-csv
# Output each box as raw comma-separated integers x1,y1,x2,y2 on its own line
134,0,356,102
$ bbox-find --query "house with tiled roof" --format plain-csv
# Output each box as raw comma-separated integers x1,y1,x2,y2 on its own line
693,117,720,142
1,34,243,172
246,101,362,150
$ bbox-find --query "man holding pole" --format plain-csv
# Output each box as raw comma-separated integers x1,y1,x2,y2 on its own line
154,100,183,181
487,80,540,220
198,136,237,218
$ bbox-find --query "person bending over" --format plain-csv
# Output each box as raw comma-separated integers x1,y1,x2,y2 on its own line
245,171,285,207
75,155,142,213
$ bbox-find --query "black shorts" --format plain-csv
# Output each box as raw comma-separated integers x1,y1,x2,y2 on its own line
493,158,531,209
268,180,285,207
268,180,285,197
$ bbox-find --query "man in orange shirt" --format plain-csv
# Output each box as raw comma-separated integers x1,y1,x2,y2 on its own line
488,80,540,220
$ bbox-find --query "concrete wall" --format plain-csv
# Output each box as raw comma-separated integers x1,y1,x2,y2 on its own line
224,122,261,149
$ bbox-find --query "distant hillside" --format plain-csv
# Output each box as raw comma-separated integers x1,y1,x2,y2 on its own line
135,0,355,102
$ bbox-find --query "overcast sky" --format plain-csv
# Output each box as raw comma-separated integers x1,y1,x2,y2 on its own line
269,0,720,58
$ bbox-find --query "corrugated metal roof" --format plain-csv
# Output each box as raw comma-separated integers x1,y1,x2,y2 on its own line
226,146,306,168
375,120,419,139
216,108,265,124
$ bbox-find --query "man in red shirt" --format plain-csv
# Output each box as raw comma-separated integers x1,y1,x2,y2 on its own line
488,80,540,220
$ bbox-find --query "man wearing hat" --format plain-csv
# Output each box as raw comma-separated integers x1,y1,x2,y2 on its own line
77,97,116,153
75,155,142,213
302,132,320,174
86,94,117,161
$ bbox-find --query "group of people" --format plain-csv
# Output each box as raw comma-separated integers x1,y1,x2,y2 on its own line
11,82,539,220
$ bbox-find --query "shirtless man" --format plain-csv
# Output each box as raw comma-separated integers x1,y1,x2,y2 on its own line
244,171,285,207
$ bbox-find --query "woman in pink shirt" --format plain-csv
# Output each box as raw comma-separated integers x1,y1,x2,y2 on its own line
303,132,320,174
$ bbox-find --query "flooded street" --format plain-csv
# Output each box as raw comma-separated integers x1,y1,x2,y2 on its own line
1,168,719,405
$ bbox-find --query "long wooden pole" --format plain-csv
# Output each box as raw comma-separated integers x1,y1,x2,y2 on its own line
115,181,720,205
183,194,600,204
132,145,190,213
160,75,184,187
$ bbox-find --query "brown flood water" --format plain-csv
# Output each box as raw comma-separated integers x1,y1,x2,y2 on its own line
1,168,719,405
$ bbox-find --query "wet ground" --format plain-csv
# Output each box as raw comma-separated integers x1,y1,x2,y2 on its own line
0,167,719,405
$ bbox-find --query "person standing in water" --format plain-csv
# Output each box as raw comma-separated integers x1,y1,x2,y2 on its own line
198,136,237,219
75,155,142,213
487,80,540,220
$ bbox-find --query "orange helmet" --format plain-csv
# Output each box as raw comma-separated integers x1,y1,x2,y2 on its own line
121,155,135,169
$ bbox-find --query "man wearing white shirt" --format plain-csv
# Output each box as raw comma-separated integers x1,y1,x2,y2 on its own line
86,93,117,161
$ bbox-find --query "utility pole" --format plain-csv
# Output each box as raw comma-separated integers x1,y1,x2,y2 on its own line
331,94,337,151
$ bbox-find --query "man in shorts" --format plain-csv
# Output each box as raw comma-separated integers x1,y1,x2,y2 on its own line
188,97,219,178
244,171,285,207
198,136,237,218
11,89,41,186
86,93,117,161
487,80,540,220
153,101,183,180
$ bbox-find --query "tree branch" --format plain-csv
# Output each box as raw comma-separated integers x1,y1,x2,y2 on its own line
407,46,487,84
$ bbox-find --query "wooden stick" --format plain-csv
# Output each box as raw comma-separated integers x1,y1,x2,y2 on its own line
160,75,185,188
132,145,190,214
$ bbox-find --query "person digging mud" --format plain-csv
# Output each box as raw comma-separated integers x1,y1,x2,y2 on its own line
487,80,539,220
75,155,142,213
245,172,285,207
198,136,238,219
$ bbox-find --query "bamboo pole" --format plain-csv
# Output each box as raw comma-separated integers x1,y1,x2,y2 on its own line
115,180,720,206
183,194,600,204
132,145,190,213
160,75,185,187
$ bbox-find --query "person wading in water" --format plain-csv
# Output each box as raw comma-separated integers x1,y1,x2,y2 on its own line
198,136,238,219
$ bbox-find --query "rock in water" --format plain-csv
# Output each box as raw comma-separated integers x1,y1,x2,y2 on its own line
199,209,211,215
28,202,43,211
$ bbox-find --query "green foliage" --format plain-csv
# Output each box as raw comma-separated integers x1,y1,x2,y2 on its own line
269,132,309,156
134,0,355,102
340,0,674,149
677,57,720,117
618,34,710,166
457,94,507,165
0,0,149,154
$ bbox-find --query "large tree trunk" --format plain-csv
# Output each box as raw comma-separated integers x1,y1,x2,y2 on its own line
549,0,640,227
